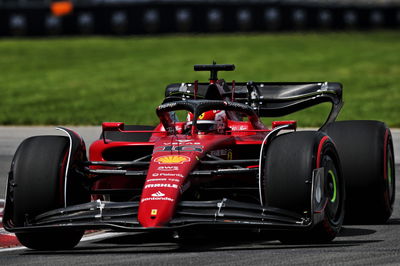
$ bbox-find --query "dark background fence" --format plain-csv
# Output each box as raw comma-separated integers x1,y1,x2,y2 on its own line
1,0,400,36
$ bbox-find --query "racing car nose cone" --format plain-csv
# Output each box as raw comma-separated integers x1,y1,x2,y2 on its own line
139,202,174,227
138,135,228,228
138,187,179,227
138,153,194,228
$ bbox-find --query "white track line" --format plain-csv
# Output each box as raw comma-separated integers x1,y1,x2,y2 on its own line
0,246,26,252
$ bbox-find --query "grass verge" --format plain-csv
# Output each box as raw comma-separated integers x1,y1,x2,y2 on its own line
0,31,399,127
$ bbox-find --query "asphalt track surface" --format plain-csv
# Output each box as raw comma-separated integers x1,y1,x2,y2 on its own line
0,126,399,265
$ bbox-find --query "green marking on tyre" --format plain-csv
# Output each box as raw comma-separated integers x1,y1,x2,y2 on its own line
328,170,337,203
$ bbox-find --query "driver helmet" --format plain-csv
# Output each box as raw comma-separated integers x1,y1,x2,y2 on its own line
186,110,227,133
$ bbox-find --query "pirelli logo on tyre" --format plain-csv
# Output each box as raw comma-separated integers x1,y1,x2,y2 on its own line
154,155,190,164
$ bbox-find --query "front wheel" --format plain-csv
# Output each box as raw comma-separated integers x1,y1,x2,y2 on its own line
263,131,345,243
5,136,89,250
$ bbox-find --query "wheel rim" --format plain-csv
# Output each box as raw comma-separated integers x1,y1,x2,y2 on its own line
321,155,342,224
326,167,339,220
328,170,337,203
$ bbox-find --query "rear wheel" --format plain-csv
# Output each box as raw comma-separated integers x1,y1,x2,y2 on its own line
264,131,344,243
6,136,89,250
324,120,395,224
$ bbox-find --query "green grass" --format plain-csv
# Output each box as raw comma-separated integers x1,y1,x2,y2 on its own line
1,31,399,127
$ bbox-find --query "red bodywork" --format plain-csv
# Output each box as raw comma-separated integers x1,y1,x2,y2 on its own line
89,118,279,228
2,63,347,244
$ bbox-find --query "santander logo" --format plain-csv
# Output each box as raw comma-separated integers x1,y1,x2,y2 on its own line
151,191,165,197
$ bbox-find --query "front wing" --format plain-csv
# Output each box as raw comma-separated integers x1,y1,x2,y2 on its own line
4,168,327,233
5,199,308,232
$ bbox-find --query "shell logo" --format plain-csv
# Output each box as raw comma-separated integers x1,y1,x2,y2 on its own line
154,155,190,164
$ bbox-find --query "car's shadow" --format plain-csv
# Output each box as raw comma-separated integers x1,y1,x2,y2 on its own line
338,227,376,237
21,228,382,255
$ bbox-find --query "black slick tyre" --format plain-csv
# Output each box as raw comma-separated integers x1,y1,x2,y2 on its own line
6,136,88,250
264,131,345,243
324,120,395,224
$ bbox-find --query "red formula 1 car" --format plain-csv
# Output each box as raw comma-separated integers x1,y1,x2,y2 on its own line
3,63,396,250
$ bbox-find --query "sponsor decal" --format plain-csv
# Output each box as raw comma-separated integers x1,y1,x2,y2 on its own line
157,102,177,110
151,191,165,197
141,197,174,203
176,139,197,143
210,149,233,160
148,177,181,183
145,183,178,189
164,141,201,145
154,155,190,164
146,178,167,182
173,139,191,143
151,209,158,215
154,145,203,153
157,166,179,171
211,149,228,157
152,173,184,178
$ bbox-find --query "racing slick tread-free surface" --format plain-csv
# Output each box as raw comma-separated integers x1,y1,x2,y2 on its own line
7,136,85,250
324,120,395,224
264,131,344,243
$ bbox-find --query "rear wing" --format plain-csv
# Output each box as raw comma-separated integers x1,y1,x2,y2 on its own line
164,81,343,129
